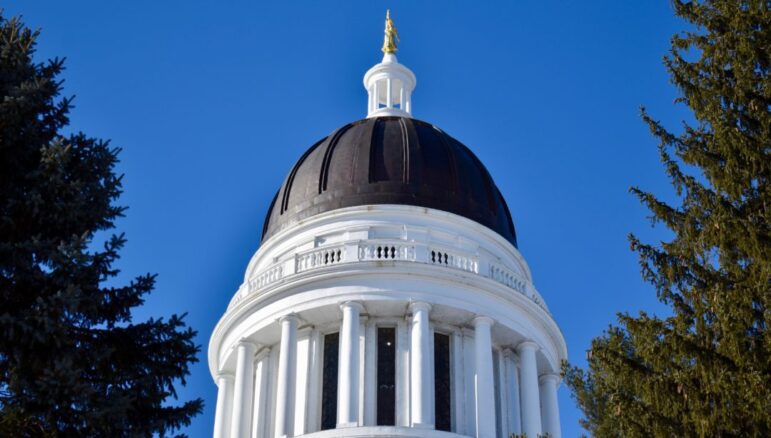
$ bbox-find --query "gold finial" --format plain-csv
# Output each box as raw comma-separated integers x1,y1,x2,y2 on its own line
381,9,399,54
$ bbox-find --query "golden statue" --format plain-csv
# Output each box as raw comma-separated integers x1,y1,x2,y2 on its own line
381,10,399,54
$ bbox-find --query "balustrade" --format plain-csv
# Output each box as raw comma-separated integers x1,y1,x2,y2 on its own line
250,264,283,291
237,239,550,315
429,247,478,273
358,241,415,261
296,246,346,272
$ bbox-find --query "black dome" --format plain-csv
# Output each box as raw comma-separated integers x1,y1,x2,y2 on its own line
261,116,517,247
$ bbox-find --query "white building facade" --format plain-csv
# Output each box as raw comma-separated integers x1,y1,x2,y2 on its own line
209,13,566,438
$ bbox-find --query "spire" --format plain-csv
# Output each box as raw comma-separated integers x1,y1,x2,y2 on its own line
364,10,416,118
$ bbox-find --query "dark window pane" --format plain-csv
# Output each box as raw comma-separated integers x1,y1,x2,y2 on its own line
321,332,339,430
377,327,396,425
434,332,452,431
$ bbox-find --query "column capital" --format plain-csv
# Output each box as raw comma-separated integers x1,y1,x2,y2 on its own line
460,326,476,337
408,301,432,314
539,373,561,386
516,340,540,353
339,300,365,312
254,346,271,362
215,371,234,381
236,339,260,349
502,347,518,361
277,313,301,325
472,315,494,328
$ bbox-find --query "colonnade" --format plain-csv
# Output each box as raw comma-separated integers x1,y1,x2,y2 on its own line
368,78,411,113
213,301,561,438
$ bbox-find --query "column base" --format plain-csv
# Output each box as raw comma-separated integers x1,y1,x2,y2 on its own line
410,422,435,429
337,422,359,428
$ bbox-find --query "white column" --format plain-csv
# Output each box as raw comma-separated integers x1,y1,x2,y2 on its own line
251,349,271,438
452,332,466,435
363,320,377,425
214,373,235,438
358,319,366,426
395,319,411,427
495,350,509,435
427,325,436,424
386,78,393,108
539,374,562,438
473,316,496,438
293,330,311,435
231,341,258,438
517,341,542,438
338,301,364,427
409,302,433,428
305,330,323,433
373,81,380,110
503,350,522,435
462,330,477,434
275,315,299,438
266,348,280,436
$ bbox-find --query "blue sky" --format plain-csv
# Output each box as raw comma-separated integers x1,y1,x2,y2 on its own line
6,1,690,436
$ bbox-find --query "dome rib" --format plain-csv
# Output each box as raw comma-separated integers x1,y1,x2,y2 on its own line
319,123,354,194
262,116,518,247
399,117,410,184
433,124,459,194
280,137,323,214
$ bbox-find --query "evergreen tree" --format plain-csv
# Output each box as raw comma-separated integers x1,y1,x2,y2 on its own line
0,13,202,437
563,1,770,436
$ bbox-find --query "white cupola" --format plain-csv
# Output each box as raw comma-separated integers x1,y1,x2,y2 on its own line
364,10,416,118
